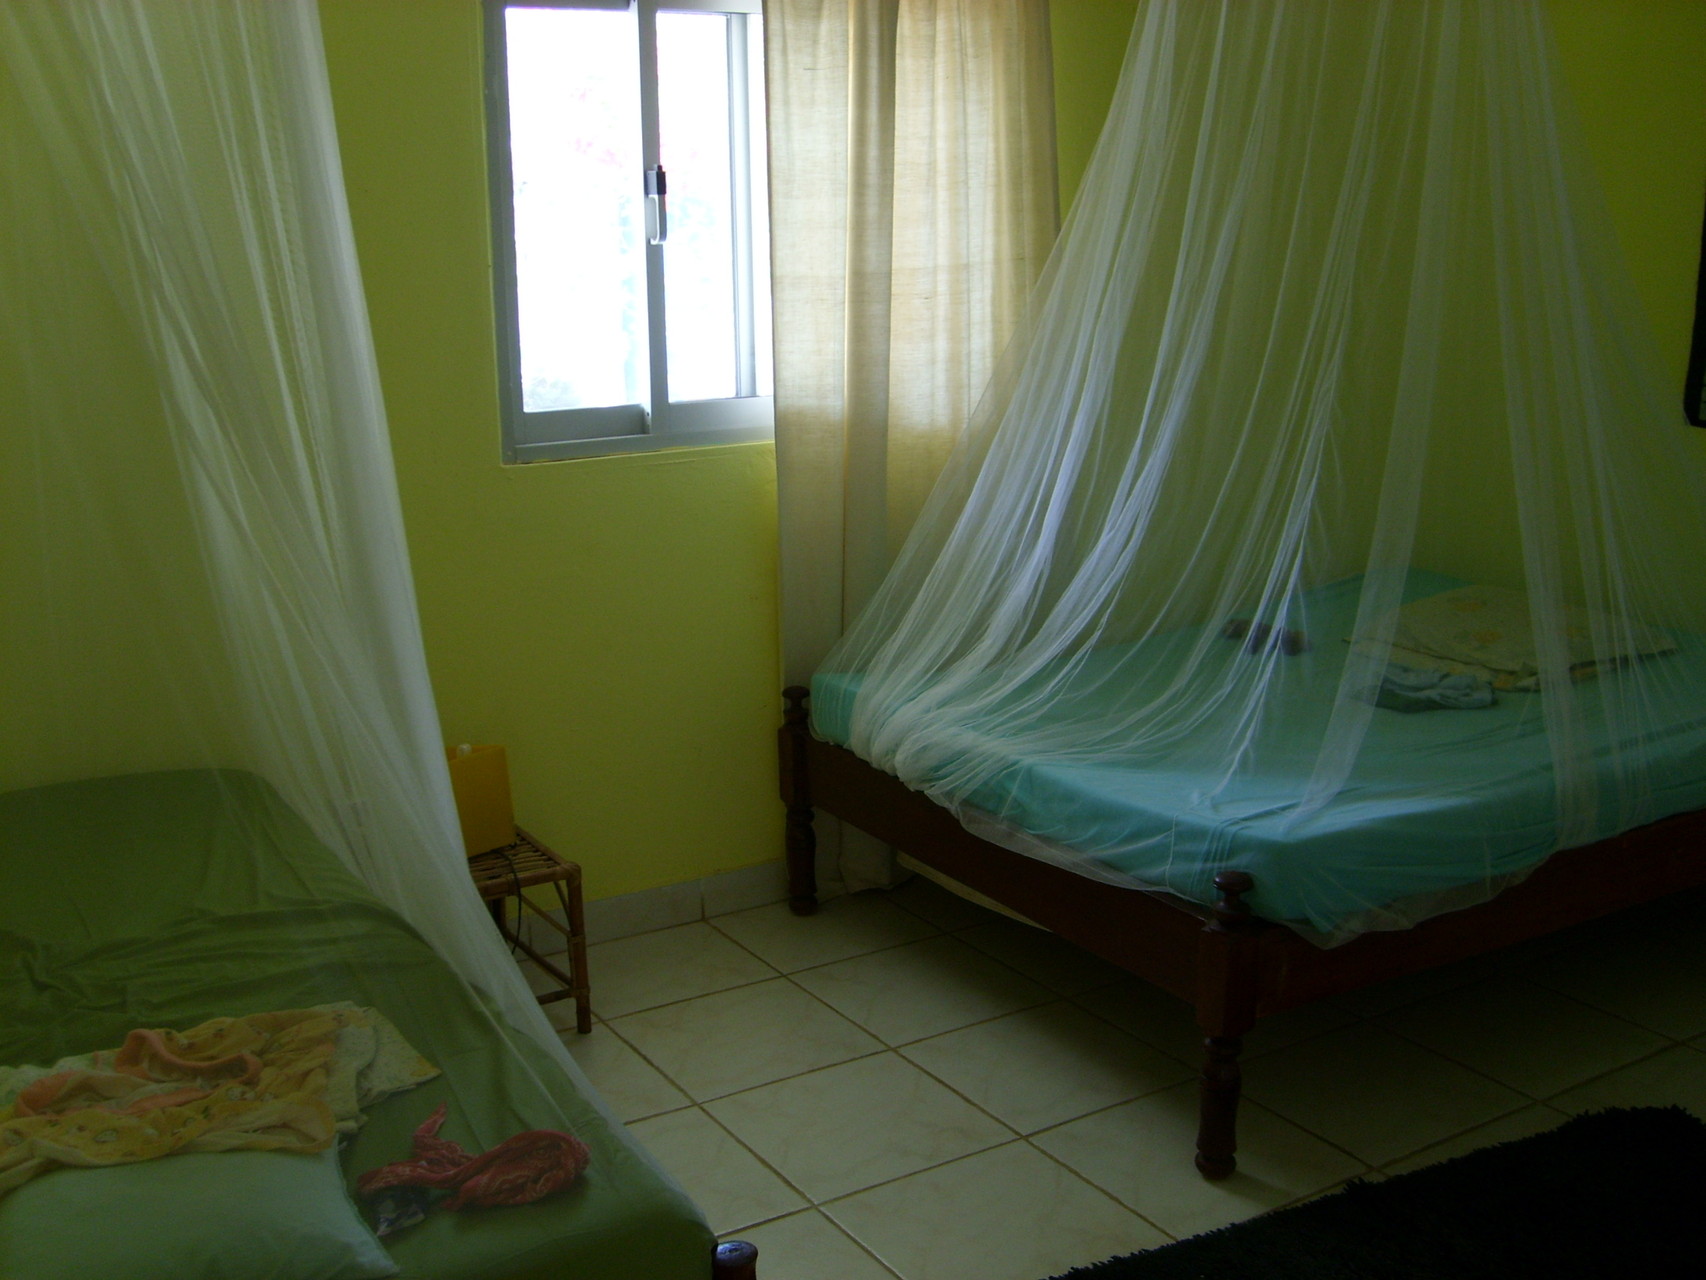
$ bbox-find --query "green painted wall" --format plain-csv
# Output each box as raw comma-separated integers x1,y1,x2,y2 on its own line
1051,0,1142,213
0,54,246,794
1048,0,1706,412
317,1,784,901
1548,0,1706,405
1047,0,1705,600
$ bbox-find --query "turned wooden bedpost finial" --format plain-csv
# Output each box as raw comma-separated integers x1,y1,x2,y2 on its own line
1210,870,1255,928
1196,868,1259,1181
779,686,819,916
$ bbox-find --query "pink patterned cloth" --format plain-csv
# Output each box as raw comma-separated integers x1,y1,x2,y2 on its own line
356,1103,590,1210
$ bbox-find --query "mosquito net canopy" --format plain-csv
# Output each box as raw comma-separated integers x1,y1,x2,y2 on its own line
0,0,561,1054
0,4,714,1276
812,0,1706,944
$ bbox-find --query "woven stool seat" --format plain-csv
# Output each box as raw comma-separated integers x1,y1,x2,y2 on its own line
469,836,577,895
468,828,591,1033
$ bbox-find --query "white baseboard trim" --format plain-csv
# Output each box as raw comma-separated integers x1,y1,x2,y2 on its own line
507,858,821,954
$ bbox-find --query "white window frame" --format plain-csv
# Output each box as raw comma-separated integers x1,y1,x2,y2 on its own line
483,0,774,463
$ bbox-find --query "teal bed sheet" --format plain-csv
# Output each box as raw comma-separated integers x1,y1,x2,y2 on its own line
0,769,713,1280
812,573,1706,934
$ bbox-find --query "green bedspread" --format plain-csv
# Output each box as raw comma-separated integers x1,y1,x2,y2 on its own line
0,770,712,1279
813,572,1706,936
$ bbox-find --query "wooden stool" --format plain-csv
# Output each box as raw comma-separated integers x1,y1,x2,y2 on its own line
468,828,592,1034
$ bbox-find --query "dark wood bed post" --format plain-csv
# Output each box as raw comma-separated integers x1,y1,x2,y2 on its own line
713,1239,758,1278
780,686,820,916
1193,870,1260,1180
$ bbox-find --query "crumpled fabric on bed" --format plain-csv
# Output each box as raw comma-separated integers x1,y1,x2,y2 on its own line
1355,663,1495,713
357,1102,590,1214
0,1005,437,1196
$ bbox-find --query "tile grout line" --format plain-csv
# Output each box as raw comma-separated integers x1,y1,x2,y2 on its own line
544,889,1706,1276
590,989,1013,1208
716,1208,906,1280
1016,1132,1183,1246
553,945,1480,1187
591,922,1096,1237
1371,1102,1575,1178
1508,967,1706,1049
1368,995,1681,1110
567,920,1384,1189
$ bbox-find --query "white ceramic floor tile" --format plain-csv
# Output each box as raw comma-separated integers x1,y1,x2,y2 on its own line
1242,1023,1525,1166
1377,976,1667,1098
792,936,1053,1045
1549,1044,1706,1120
727,1211,897,1280
588,922,776,1018
562,1024,690,1122
1325,953,1501,1019
1521,925,1706,1041
1032,1082,1366,1239
626,1108,806,1234
1380,1104,1570,1177
512,957,589,1031
955,918,1128,996
1073,980,1355,1064
519,958,560,997
542,994,589,1034
1243,1001,1363,1059
827,1141,1167,1280
884,875,1003,932
712,893,938,973
511,911,570,958
901,1003,1190,1133
557,871,1706,1280
705,1053,1014,1202
609,978,881,1100
1072,981,1202,1063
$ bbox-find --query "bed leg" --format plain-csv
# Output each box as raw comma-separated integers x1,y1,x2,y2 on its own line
1195,1034,1245,1180
780,686,819,917
714,1239,758,1279
1195,870,1258,1180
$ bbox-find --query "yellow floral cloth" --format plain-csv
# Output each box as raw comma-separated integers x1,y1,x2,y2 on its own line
0,1004,437,1197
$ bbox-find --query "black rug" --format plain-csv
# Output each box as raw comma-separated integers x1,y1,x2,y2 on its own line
1049,1107,1706,1280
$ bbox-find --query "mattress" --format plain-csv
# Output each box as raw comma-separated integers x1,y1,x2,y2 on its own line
0,769,712,1279
813,572,1706,936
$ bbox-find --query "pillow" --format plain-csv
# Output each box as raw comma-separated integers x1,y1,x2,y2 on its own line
1351,583,1675,690
0,1147,397,1280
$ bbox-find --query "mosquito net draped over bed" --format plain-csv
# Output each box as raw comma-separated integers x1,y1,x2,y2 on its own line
0,4,713,1276
811,0,1706,944
1,0,558,1067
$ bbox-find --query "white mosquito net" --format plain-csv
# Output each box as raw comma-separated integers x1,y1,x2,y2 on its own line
0,4,683,1271
811,0,1706,944
0,5,730,1276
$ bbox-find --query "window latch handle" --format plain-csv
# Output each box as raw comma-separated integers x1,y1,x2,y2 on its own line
645,165,668,245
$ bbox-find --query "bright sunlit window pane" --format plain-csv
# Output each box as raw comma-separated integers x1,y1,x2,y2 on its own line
658,12,737,403
505,7,647,413
747,17,773,398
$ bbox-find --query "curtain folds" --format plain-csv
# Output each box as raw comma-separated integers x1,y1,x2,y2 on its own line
767,0,1059,889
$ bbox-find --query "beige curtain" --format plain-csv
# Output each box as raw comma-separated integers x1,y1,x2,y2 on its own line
768,0,1058,889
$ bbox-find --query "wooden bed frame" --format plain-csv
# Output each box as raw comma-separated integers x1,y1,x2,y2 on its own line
779,686,1706,1178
